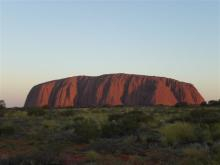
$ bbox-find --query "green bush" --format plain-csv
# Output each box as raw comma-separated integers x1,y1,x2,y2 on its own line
73,118,101,143
181,146,210,165
160,122,195,145
102,120,122,137
137,130,161,143
175,102,188,107
85,150,100,162
59,109,76,116
27,109,47,116
183,147,208,158
208,99,220,106
194,124,213,144
102,118,140,137
211,123,220,141
42,119,59,130
0,110,5,117
211,143,220,163
0,107,219,164
0,100,6,109
5,111,27,118
108,110,149,123
0,123,15,136
90,138,120,153
90,137,141,154
0,152,61,165
187,110,220,124
102,111,149,138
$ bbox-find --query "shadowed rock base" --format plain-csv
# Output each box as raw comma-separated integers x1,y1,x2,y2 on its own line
24,73,204,108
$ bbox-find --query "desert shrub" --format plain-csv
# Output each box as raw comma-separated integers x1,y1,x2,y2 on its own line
137,130,161,144
95,154,125,165
181,145,211,165
211,123,220,141
48,120,76,141
124,155,147,165
200,101,207,106
211,143,220,163
72,118,101,143
42,119,59,130
175,102,188,107
90,138,120,153
0,123,15,136
160,122,195,145
59,109,76,116
27,109,47,116
74,112,108,126
194,125,213,144
102,118,140,137
0,152,61,165
166,111,191,123
102,111,149,138
102,120,122,137
85,150,100,162
5,111,27,118
183,147,208,158
0,110,5,117
208,99,220,106
118,136,147,154
0,100,6,109
108,110,149,123
90,137,143,154
61,120,75,130
187,110,220,124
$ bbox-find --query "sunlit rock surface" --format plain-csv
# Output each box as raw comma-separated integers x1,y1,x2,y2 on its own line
25,73,204,108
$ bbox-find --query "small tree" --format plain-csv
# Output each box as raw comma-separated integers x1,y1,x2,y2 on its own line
200,101,207,106
0,100,6,109
175,102,188,107
208,99,220,106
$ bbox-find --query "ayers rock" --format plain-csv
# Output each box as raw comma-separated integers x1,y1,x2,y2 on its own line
25,73,204,108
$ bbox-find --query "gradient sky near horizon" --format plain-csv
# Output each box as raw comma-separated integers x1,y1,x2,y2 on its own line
0,0,219,107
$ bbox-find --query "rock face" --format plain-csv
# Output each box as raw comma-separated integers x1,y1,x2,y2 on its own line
25,73,204,108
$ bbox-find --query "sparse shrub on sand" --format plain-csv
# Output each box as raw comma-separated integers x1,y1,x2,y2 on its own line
58,109,76,116
211,143,220,163
85,150,100,162
188,110,220,124
102,111,150,138
0,123,15,136
182,146,208,158
27,108,47,116
194,125,213,144
4,110,27,118
0,107,219,164
42,119,59,130
72,117,101,143
0,100,6,109
160,122,196,145
181,148,210,165
211,123,220,140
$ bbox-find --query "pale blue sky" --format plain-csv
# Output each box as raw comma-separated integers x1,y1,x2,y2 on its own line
0,0,219,107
